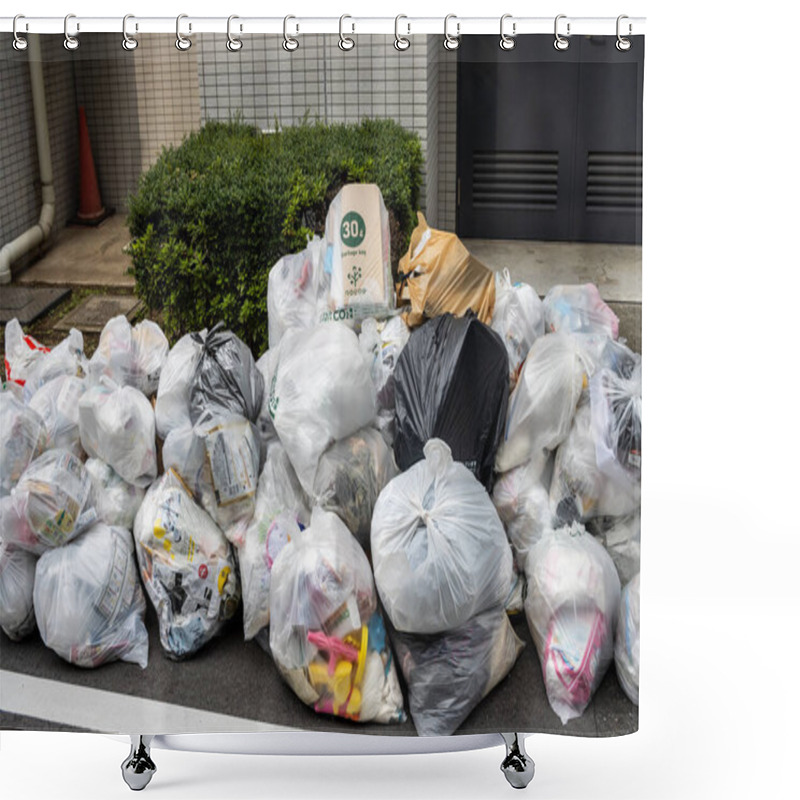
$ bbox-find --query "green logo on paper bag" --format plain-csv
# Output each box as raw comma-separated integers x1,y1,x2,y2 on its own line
341,212,366,248
347,265,362,288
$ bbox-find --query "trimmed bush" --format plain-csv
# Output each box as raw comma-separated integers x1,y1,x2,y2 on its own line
127,118,423,354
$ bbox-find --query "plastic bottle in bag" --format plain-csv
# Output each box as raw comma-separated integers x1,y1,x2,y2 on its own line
269,507,406,724
615,573,640,705
524,522,621,724
155,330,207,441
133,469,240,660
543,284,620,339
0,536,38,641
22,328,84,402
33,522,149,668
28,375,86,458
371,439,514,634
0,390,47,497
3,318,49,386
85,458,146,530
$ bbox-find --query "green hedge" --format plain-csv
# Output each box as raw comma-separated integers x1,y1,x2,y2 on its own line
127,118,423,354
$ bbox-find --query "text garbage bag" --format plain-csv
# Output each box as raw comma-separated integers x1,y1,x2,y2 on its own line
615,573,640,705
86,458,146,530
155,330,206,440
1,391,46,497
28,375,86,458
543,284,620,339
33,522,149,668
371,439,514,634
0,537,37,641
269,507,406,724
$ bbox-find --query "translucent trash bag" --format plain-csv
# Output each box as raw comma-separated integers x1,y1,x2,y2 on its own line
269,507,405,724
543,284,620,339
371,439,514,634
254,346,280,452
358,315,410,413
495,333,588,476
268,323,377,496
133,469,240,660
0,537,38,641
0,449,96,554
312,426,398,552
239,442,310,641
615,573,640,705
588,511,641,588
162,411,261,548
0,390,47,497
79,378,157,488
22,328,84,402
392,605,523,736
3,318,49,385
33,522,149,668
155,330,207,441
85,458,146,530
28,375,86,458
524,523,621,724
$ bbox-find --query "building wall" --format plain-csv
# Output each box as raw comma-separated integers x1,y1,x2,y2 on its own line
437,50,458,232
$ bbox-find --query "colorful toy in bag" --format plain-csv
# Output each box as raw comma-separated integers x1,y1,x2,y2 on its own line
79,377,157,488
28,375,86,458
0,449,96,555
162,411,261,548
267,322,377,496
22,328,84,402
0,536,38,641
312,426,398,552
189,323,264,426
33,522,149,669
396,213,496,328
393,312,509,490
495,333,588,477
267,236,326,346
320,184,393,323
0,390,47,497
615,573,640,705
543,283,620,339
154,330,207,441
491,269,545,390
3,318,49,386
588,511,641,586
524,523,621,724
85,458,146,530
239,442,310,641
371,439,514,635
269,508,406,724
392,605,523,736
133,469,240,660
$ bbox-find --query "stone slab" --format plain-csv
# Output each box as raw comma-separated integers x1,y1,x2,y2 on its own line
0,285,71,324
53,294,142,333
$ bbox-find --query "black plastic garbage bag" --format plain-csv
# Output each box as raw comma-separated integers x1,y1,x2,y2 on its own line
189,323,264,425
393,312,508,489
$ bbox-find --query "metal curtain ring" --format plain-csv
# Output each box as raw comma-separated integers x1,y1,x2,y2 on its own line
394,14,410,51
283,15,299,51
12,15,28,51
176,14,192,50
122,14,138,51
339,14,354,51
616,14,632,51
64,13,80,51
554,14,570,51
227,15,243,51
499,14,516,50
443,14,460,51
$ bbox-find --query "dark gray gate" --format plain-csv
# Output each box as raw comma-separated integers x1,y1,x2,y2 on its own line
456,35,644,244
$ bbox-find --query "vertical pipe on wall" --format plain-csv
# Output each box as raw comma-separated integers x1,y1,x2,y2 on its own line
0,34,55,284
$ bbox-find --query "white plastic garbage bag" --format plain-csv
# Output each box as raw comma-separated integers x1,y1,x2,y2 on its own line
163,412,260,547
543,284,620,339
313,426,398,551
392,605,523,736
89,315,169,396
254,346,280,452
1,391,46,497
3,318,49,386
33,522,149,668
154,330,206,440
85,458,146,530
0,537,37,641
524,523,621,724
267,236,325,347
268,323,377,495
371,439,514,634
79,378,157,488
614,573,640,705
269,507,406,724
491,269,545,390
359,316,410,411
495,333,588,476
239,442,310,641
133,469,240,660
28,375,86,458
588,512,641,586
22,328,84,402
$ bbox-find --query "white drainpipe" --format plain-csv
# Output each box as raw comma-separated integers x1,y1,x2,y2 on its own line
0,34,55,285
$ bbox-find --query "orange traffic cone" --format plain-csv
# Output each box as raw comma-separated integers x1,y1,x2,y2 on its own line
74,106,111,225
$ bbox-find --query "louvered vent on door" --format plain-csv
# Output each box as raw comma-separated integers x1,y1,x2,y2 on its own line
472,151,558,209
586,152,642,212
